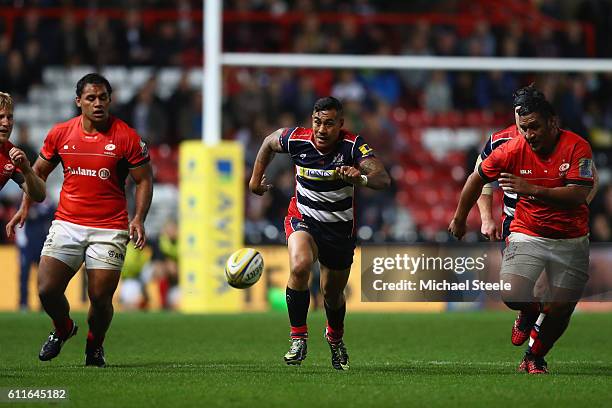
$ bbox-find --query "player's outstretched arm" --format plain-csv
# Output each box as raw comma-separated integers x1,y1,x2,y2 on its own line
498,173,590,208
449,171,487,240
6,157,56,238
249,129,284,196
129,162,153,250
9,147,46,202
473,156,500,241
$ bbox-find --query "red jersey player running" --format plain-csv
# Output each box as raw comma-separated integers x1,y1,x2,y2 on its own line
6,74,153,367
449,88,594,374
0,92,46,202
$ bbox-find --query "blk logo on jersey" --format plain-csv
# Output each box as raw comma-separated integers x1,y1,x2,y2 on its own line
520,169,532,175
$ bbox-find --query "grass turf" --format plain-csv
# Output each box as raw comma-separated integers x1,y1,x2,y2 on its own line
0,311,610,407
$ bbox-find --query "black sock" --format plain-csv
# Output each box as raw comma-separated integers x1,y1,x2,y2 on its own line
286,287,310,338
324,301,346,341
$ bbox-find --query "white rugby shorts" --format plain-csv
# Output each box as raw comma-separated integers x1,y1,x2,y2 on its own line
41,220,130,271
500,232,589,290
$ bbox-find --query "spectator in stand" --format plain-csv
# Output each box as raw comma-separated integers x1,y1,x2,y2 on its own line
117,9,152,66
0,51,30,101
423,71,452,113
54,13,89,65
120,77,168,145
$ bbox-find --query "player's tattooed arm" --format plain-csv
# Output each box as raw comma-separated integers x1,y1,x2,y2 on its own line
249,129,284,196
337,158,390,189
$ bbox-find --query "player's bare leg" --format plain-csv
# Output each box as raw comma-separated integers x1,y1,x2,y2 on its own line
284,231,317,365
85,268,121,367
501,273,543,346
320,264,351,370
38,256,79,361
520,286,582,374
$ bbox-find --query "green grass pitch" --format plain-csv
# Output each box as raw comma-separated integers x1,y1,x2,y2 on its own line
1,311,610,407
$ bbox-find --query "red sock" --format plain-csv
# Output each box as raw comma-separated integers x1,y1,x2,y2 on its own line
53,317,74,340
290,325,308,339
87,330,105,349
159,277,170,309
325,322,344,343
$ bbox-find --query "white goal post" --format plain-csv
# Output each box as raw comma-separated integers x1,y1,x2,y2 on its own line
203,0,612,144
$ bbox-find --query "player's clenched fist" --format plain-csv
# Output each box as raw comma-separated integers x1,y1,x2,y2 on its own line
448,218,467,240
249,174,273,196
336,166,365,185
8,147,31,172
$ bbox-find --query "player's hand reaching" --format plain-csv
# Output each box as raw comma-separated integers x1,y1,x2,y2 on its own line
249,175,273,196
481,218,501,241
448,218,467,240
336,166,364,185
6,209,27,238
499,173,536,196
8,147,31,172
129,217,147,249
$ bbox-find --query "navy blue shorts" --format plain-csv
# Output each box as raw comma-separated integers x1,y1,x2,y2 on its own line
284,216,355,270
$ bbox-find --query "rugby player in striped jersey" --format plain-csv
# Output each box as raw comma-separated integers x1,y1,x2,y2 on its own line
249,97,390,370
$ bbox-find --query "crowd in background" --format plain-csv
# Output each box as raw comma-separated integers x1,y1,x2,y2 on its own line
0,0,612,248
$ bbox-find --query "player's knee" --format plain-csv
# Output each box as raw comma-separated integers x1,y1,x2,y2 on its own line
38,281,62,300
88,290,113,308
290,257,312,284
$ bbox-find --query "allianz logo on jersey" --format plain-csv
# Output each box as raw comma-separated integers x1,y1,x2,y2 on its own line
66,166,111,180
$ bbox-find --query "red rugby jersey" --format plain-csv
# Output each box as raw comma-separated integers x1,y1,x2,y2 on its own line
0,141,24,190
40,115,149,230
479,129,593,239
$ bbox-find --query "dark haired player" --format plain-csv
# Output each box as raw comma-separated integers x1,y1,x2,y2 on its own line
249,96,390,370
6,73,153,367
450,88,594,373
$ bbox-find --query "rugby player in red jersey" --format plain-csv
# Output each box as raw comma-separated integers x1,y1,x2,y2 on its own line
449,89,594,373
0,92,46,202
474,86,599,351
249,97,390,370
6,74,153,367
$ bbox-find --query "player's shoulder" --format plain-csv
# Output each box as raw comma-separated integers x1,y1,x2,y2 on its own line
49,116,80,135
491,124,519,144
559,128,591,148
110,116,139,137
338,129,360,144
285,126,311,141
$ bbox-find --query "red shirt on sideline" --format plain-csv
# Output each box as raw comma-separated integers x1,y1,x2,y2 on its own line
40,115,149,230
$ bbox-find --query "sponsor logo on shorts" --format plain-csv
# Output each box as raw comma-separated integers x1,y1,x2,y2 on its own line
108,250,125,261
98,168,111,180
